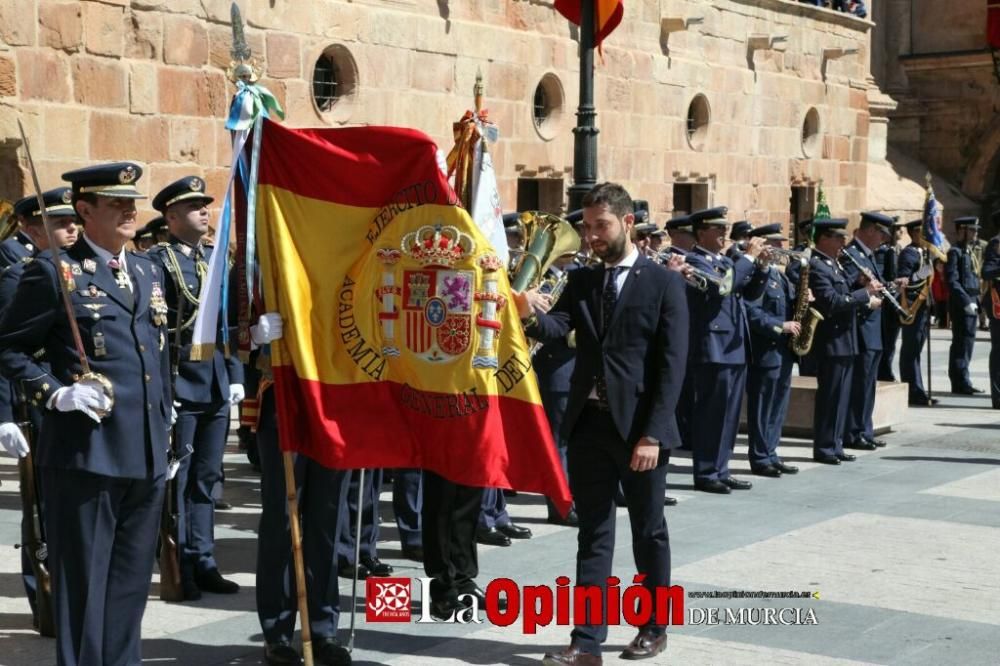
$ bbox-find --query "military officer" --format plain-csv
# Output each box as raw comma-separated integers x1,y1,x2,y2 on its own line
134,216,165,252
744,223,800,477
841,212,894,450
726,220,752,260
981,228,1000,408
875,221,904,381
0,162,172,666
146,176,244,600
664,215,695,455
808,218,883,465
665,214,696,255
897,220,937,405
0,187,79,633
945,217,983,394
686,206,769,493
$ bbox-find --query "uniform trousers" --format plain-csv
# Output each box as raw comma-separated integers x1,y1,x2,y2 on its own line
478,487,513,530
899,308,930,401
255,391,350,645
568,405,670,656
948,307,977,391
990,319,1000,407
43,468,164,666
691,363,746,482
746,355,793,467
392,468,423,549
879,315,900,381
173,399,230,577
337,468,383,566
422,471,480,604
814,357,854,458
847,349,882,442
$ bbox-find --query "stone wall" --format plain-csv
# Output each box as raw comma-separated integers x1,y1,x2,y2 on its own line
0,0,875,232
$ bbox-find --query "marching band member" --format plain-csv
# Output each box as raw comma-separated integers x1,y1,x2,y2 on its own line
945,217,984,394
897,220,937,406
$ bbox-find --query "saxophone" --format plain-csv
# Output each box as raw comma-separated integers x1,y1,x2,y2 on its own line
788,256,824,356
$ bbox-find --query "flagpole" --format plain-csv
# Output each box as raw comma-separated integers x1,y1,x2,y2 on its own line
282,451,313,666
567,0,598,211
348,468,365,651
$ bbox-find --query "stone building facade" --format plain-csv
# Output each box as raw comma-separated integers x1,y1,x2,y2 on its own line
1,0,877,236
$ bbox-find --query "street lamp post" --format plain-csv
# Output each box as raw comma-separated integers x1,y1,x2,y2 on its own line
567,0,598,212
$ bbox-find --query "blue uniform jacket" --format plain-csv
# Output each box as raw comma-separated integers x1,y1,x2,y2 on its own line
897,244,931,304
147,239,243,404
525,255,689,449
0,260,45,422
0,238,172,479
808,249,870,358
981,237,1000,321
684,247,767,365
840,239,884,352
874,243,898,282
946,242,980,309
746,266,795,369
0,232,34,272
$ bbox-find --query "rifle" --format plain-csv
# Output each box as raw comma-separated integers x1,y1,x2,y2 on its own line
158,288,186,602
15,406,54,636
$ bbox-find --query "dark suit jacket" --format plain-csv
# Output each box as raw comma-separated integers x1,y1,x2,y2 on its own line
526,254,689,450
0,237,172,479
841,239,884,352
808,249,869,358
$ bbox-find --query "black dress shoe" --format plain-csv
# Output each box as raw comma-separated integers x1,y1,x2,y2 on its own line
836,452,857,462
542,645,603,666
750,465,781,478
360,555,393,577
547,510,580,526
195,568,239,594
722,477,752,490
844,439,877,451
182,576,202,601
264,641,302,666
864,436,887,448
314,637,351,666
694,479,731,494
476,527,511,547
664,496,678,506
620,628,667,660
338,562,370,580
497,522,532,539
429,597,473,621
909,396,938,406
952,386,982,395
459,584,507,611
400,545,424,562
813,454,841,465
773,461,799,474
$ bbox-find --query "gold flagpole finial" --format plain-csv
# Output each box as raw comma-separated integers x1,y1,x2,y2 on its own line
226,2,260,83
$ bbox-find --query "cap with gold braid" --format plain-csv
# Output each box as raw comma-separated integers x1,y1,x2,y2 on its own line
152,176,214,213
13,187,76,219
62,162,147,199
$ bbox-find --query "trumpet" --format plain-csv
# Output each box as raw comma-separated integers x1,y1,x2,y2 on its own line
655,251,733,295
761,247,810,264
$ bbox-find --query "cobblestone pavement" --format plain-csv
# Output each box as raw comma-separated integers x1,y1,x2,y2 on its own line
2,329,999,665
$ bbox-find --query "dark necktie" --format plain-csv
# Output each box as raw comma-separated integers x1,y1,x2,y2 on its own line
107,257,133,303
595,266,623,406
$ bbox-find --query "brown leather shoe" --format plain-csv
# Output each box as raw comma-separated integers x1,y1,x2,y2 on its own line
541,645,602,666
620,629,667,660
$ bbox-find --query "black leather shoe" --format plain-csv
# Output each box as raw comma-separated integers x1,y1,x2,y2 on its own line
909,396,938,406
195,568,239,594
542,645,603,666
315,637,351,666
264,641,302,666
459,584,507,611
694,479,731,494
844,439,877,451
664,496,678,506
952,385,982,395
722,477,752,490
429,597,473,621
360,556,392,577
400,545,424,562
773,461,799,474
620,628,667,660
813,454,841,465
182,576,202,601
750,465,781,478
864,436,887,448
547,510,580,526
836,452,857,462
338,562,370,580
476,527,511,547
497,522,532,539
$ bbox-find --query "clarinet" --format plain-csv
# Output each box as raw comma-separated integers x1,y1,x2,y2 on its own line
841,249,906,316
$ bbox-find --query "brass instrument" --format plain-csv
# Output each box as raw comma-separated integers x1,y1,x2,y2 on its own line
528,251,594,355
0,199,16,242
762,247,810,264
789,256,824,356
509,211,581,291
655,251,734,295
898,260,933,326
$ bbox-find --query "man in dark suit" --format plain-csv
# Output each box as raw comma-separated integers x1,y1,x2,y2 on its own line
0,162,172,666
946,217,984,394
146,176,245,599
808,218,883,465
841,212,894,450
516,182,688,665
685,207,769,494
744,223,800,478
897,220,936,405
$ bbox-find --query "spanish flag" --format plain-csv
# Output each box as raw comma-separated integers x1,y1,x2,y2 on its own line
255,121,572,514
555,0,624,49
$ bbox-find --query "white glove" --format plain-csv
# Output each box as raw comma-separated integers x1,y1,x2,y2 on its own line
47,379,112,423
964,302,978,315
0,422,29,458
249,313,283,346
229,383,246,405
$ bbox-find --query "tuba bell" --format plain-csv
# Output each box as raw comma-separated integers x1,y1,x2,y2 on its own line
509,211,581,293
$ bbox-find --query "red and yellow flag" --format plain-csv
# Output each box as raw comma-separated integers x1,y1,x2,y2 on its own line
555,0,624,49
255,121,571,513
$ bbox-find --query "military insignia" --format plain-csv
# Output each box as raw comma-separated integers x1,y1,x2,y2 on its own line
93,332,107,357
62,189,72,204
178,244,192,258
119,165,137,184
189,177,204,192
82,258,97,274
150,281,168,326
83,303,106,311
70,263,82,276
135,263,144,276
60,261,76,291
